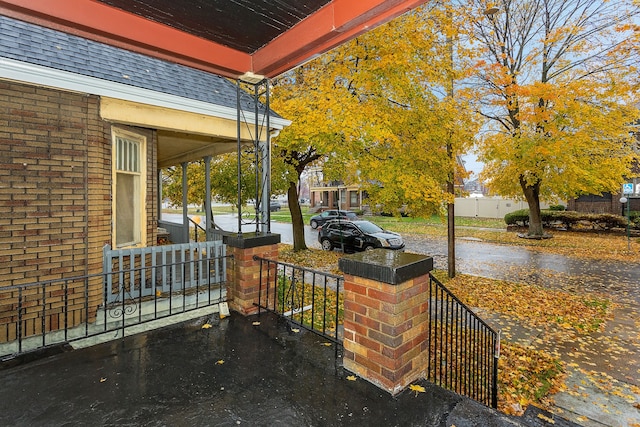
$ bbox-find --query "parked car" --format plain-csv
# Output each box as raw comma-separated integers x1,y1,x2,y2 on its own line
318,220,404,252
269,200,281,211
254,200,282,211
309,210,357,229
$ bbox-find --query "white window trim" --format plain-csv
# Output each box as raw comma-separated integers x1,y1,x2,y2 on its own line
112,127,147,248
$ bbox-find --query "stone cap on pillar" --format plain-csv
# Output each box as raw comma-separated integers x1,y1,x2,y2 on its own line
223,232,281,249
338,250,433,285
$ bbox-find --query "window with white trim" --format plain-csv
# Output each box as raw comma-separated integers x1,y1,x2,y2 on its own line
112,128,146,248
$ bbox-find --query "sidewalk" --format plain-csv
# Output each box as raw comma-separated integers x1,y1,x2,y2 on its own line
478,307,640,427
1,311,565,427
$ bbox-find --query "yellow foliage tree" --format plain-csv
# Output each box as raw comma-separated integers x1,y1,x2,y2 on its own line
271,2,480,252
466,0,640,237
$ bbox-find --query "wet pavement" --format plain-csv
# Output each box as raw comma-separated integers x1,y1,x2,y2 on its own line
401,235,640,303
1,311,544,427
5,216,638,426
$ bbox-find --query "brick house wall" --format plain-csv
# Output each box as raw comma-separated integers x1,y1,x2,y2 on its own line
0,80,158,341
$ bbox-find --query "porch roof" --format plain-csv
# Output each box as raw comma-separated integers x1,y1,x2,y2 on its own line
0,15,288,167
0,0,429,80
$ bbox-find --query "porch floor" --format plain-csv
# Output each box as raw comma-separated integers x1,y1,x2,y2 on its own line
0,312,543,426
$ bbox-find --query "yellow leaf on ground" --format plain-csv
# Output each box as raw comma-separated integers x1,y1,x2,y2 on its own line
346,375,357,381
252,321,261,326
99,377,107,383
537,413,555,424
409,384,426,395
291,328,300,333
216,360,224,365
201,323,212,329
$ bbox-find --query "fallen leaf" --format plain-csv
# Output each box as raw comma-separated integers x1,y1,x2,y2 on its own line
537,413,555,424
201,323,212,329
321,342,332,347
216,360,224,365
99,377,107,383
252,321,261,326
346,375,357,381
291,328,300,333
409,384,425,396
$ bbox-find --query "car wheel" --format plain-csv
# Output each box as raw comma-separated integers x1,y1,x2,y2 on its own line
310,220,318,229
363,244,375,251
321,238,334,251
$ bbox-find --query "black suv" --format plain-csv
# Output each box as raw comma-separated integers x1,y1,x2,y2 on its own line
309,210,357,229
318,220,404,252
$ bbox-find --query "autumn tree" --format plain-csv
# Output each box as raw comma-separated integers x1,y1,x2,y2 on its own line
270,66,353,251
346,3,480,219
271,3,480,252
466,0,640,237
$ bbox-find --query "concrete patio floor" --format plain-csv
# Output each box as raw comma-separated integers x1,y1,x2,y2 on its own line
0,311,571,427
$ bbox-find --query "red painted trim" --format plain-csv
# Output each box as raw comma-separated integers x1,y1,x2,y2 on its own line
0,0,429,79
252,0,428,77
0,0,251,78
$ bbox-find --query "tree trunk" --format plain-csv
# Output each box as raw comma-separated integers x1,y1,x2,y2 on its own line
288,181,307,251
519,176,545,237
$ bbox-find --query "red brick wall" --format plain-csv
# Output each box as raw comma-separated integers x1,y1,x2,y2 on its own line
226,243,279,315
342,273,430,394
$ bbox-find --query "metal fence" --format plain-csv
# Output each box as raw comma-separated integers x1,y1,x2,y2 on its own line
253,256,344,345
426,273,500,408
1,251,231,361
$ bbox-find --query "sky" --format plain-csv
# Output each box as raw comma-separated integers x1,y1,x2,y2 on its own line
461,153,483,179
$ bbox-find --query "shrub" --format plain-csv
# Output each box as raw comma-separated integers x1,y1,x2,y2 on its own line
548,204,566,211
504,209,636,231
504,209,530,226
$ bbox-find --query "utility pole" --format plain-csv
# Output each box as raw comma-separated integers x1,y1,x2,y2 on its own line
446,8,456,278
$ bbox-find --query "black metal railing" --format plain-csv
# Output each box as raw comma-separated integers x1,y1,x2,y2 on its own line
189,216,207,242
0,253,232,361
426,273,500,408
253,256,343,345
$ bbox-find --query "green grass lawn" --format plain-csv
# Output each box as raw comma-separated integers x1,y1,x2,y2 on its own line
270,208,506,230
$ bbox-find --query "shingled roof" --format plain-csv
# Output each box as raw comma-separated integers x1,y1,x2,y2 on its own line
0,15,278,117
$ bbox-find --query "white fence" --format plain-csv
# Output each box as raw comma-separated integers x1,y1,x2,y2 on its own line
455,197,551,219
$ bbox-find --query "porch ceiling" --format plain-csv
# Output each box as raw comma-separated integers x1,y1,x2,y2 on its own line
0,0,429,79
157,131,238,168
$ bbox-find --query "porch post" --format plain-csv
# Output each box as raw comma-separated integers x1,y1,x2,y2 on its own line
225,232,280,315
339,251,433,395
204,155,212,240
181,161,189,242
158,169,163,221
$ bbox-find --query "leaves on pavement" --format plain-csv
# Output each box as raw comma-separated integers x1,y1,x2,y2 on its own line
277,225,639,421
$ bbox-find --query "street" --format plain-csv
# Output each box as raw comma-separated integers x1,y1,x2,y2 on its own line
161,213,640,303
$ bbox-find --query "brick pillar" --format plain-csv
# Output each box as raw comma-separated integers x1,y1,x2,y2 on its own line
339,251,433,395
224,232,280,316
